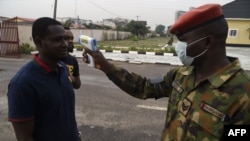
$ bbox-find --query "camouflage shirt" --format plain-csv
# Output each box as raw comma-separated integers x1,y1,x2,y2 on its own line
106,57,250,141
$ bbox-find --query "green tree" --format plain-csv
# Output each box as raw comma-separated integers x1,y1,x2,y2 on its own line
63,19,72,28
155,24,166,37
124,20,150,37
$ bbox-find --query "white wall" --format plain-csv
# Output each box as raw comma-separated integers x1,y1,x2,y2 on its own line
17,24,131,47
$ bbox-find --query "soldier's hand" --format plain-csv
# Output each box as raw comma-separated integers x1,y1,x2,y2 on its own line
82,47,111,71
82,49,90,64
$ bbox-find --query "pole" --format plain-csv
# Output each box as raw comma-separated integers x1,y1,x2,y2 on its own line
53,0,57,19
75,0,77,18
136,16,139,21
77,15,80,28
136,16,139,37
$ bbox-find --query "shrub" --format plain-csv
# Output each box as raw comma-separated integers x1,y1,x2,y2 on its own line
130,35,138,41
20,43,35,54
151,32,157,38
97,44,106,50
128,46,137,51
105,46,113,52
75,45,84,51
166,46,176,55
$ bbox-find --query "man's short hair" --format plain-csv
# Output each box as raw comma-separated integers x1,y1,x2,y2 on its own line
32,17,62,39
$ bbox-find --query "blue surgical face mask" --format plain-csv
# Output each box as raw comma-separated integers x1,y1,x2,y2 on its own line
175,41,194,66
175,37,208,66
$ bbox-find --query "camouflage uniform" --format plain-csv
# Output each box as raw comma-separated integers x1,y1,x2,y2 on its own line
106,57,250,141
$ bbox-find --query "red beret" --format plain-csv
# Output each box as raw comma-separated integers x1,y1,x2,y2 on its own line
170,3,224,36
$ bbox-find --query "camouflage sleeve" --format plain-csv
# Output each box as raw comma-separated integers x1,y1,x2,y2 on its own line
231,95,250,124
241,99,250,124
106,64,177,99
229,71,250,124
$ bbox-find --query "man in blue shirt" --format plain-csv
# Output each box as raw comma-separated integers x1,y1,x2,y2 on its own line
7,17,80,141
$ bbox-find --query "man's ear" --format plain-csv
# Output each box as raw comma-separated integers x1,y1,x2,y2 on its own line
205,35,215,49
34,36,42,48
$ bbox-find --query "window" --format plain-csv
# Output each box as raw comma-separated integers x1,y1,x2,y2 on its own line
228,29,238,38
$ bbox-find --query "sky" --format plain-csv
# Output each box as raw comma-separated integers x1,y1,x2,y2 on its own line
0,0,234,30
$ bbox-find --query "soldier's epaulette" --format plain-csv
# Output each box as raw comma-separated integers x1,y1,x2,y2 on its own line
172,81,183,94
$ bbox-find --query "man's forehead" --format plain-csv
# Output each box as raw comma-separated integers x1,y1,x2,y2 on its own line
43,25,64,39
47,25,64,34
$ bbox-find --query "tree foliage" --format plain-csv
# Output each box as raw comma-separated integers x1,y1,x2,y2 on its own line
123,20,150,37
155,24,166,37
63,19,72,28
104,17,129,30
61,17,150,38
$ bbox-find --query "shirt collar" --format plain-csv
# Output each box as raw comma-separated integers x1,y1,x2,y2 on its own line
178,56,242,88
33,53,63,73
179,66,194,76
208,57,241,88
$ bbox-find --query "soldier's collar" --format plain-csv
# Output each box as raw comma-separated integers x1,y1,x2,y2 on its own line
208,57,241,88
179,66,194,76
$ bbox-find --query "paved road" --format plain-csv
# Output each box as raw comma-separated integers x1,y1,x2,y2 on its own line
0,52,249,141
75,60,175,141
0,55,174,141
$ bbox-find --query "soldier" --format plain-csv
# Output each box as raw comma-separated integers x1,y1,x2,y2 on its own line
82,4,250,140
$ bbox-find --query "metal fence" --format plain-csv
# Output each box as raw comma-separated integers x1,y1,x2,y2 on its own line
0,17,20,58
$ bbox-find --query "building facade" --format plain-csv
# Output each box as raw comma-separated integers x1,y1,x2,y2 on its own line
222,0,250,47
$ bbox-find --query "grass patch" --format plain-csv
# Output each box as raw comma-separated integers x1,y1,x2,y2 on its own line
98,37,170,48
73,36,177,54
97,37,176,54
